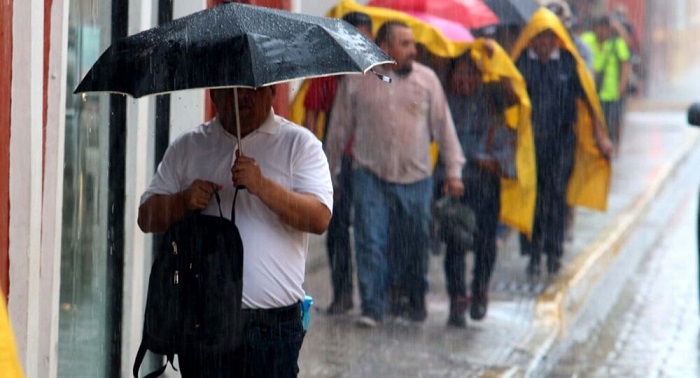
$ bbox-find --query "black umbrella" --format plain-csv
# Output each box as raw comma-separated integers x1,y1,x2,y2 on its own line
75,2,392,97
482,0,540,25
74,2,392,147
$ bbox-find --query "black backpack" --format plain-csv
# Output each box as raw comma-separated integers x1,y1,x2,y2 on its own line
133,190,244,377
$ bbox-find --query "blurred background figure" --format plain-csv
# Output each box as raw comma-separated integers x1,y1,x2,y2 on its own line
303,11,374,315
581,15,631,148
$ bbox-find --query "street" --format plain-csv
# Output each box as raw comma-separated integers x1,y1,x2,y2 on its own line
539,114,700,377
297,104,700,377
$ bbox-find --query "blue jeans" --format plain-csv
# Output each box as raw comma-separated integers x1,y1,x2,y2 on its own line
178,304,305,378
353,167,432,321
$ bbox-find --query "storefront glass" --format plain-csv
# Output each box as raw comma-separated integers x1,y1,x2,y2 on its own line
58,1,113,376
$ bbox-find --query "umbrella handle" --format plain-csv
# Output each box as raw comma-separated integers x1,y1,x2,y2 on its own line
234,88,243,154
234,88,246,190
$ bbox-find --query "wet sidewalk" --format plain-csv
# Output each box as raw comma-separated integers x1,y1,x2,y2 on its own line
298,102,700,377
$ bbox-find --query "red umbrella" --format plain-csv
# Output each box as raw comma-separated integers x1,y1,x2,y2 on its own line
367,0,499,29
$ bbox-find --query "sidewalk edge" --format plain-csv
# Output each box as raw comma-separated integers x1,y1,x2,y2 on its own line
491,130,700,378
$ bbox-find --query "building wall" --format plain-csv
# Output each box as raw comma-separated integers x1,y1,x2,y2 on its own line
0,0,13,301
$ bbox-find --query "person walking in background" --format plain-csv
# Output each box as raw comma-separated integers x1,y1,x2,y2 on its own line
544,0,594,242
511,8,613,276
326,21,465,327
302,11,374,316
442,40,520,327
581,15,631,148
138,85,333,377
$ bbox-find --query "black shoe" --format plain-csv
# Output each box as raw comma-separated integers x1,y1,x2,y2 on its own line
407,306,427,322
326,295,353,315
448,294,468,327
470,288,488,321
407,296,427,322
546,256,562,275
447,313,466,328
526,258,541,276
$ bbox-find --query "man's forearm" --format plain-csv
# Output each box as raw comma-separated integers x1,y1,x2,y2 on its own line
137,192,188,234
253,179,331,235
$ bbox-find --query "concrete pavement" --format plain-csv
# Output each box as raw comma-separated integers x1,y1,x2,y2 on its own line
297,92,700,376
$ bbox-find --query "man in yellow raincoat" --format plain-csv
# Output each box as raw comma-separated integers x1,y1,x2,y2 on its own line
511,8,613,276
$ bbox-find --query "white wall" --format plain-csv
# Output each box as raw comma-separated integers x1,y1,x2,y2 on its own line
9,0,45,377
170,0,207,139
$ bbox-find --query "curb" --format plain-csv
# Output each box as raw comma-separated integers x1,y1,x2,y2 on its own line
507,129,700,377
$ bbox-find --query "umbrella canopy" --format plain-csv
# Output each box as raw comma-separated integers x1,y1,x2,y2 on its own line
482,0,540,26
366,0,499,29
74,2,393,98
328,0,474,59
403,11,474,42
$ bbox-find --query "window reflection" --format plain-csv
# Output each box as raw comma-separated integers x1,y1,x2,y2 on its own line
58,1,112,376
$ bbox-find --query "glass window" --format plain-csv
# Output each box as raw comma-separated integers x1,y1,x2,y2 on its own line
58,1,113,376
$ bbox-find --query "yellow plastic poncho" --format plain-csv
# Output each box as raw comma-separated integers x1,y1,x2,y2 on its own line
466,39,537,236
0,293,24,378
510,8,611,212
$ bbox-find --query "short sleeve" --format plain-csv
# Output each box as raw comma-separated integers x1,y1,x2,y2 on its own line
292,134,334,212
615,37,631,62
140,141,183,204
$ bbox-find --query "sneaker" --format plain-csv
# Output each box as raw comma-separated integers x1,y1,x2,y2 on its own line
356,315,380,328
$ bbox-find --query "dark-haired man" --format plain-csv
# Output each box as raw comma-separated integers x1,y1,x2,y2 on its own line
326,21,465,327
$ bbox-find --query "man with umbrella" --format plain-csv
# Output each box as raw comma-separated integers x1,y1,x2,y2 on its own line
78,3,395,376
326,21,465,327
138,84,334,375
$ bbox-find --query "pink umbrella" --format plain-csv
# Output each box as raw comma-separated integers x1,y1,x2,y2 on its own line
404,11,474,42
368,0,499,29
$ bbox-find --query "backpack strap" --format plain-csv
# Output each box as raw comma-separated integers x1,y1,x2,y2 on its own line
212,188,239,223
132,341,175,378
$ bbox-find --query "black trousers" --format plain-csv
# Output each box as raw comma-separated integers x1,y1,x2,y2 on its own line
178,303,304,378
444,164,500,297
520,136,575,260
326,155,354,301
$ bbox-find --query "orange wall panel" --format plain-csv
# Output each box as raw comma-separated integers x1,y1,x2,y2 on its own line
0,0,12,299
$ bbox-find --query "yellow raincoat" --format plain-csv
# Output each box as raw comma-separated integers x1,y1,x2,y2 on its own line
466,39,537,236
0,293,24,377
290,1,537,235
510,8,611,212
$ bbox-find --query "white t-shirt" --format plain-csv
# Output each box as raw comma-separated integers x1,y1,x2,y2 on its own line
141,110,333,309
